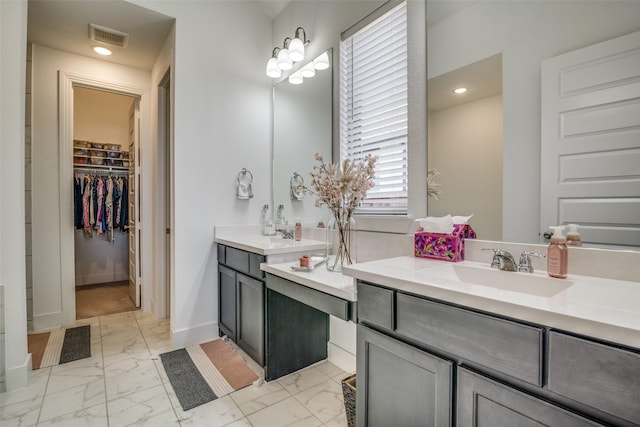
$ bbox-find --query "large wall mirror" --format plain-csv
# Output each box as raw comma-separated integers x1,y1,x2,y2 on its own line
426,0,640,249
273,49,333,226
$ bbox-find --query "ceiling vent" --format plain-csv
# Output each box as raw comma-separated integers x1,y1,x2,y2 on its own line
89,23,129,48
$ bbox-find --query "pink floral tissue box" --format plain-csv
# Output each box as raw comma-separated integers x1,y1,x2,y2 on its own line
414,224,477,262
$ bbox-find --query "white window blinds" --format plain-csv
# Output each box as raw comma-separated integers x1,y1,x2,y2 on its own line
340,1,408,214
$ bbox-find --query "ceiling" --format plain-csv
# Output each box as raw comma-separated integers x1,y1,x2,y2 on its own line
27,0,175,70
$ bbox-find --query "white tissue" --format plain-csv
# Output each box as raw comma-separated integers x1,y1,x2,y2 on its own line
416,215,454,234
416,214,474,234
451,214,473,224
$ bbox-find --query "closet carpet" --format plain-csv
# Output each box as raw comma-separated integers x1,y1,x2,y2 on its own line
75,280,137,319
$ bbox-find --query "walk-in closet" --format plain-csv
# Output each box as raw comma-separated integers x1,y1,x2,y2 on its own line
72,87,139,319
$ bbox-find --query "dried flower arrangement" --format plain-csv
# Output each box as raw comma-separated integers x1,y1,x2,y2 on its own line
428,168,441,199
308,153,377,270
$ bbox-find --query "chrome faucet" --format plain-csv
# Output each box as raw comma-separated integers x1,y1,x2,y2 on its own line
517,251,545,273
276,228,295,239
482,248,517,271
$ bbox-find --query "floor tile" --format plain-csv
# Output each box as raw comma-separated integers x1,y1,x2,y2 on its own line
125,408,179,426
177,395,245,427
0,368,49,409
46,363,104,395
247,396,323,427
36,402,108,427
230,380,291,416
0,397,41,427
293,378,345,423
107,384,173,426
277,366,332,395
105,359,162,400
39,379,105,421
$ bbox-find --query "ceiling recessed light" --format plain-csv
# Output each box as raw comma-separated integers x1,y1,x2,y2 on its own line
453,87,468,94
92,46,112,56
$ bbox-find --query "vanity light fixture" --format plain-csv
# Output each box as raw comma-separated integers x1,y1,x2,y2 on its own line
288,27,308,62
266,27,311,78
277,38,294,71
453,87,468,94
313,51,330,70
92,45,112,56
266,48,282,78
288,71,304,85
300,62,316,78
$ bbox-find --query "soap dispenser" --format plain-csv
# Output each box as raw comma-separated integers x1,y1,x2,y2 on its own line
566,223,582,247
547,226,568,279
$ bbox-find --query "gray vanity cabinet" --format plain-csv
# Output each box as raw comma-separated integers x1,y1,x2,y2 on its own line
356,325,453,427
457,368,603,427
217,244,265,365
356,280,632,427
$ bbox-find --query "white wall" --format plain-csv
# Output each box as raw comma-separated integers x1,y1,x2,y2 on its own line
128,0,273,347
428,0,640,243
31,44,152,329
0,0,30,391
428,94,503,241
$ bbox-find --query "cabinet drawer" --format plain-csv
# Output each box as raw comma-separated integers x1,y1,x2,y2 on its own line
458,368,603,427
217,244,226,264
396,294,543,386
548,331,640,425
225,247,249,274
357,282,394,331
249,253,265,279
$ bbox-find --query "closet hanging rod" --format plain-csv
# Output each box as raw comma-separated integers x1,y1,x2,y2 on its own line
74,168,128,177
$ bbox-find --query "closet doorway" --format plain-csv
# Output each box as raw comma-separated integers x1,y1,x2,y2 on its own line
73,86,141,320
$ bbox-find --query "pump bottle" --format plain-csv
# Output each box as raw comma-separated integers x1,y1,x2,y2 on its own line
566,223,582,247
547,226,568,279
294,218,302,241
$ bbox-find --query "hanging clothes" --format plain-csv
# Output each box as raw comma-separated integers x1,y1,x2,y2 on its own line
73,171,128,240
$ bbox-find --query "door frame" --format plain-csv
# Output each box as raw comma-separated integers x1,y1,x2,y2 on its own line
58,70,147,322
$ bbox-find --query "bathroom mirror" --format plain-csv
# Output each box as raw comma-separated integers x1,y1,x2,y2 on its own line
426,0,640,248
272,49,332,225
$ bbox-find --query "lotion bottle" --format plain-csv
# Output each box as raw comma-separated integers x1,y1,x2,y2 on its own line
566,223,582,247
294,217,302,241
547,226,568,279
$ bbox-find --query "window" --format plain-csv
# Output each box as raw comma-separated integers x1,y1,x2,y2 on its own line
340,1,408,214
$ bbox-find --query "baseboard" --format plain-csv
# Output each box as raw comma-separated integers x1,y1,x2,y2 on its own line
171,321,219,349
328,342,356,373
33,310,75,331
5,353,31,391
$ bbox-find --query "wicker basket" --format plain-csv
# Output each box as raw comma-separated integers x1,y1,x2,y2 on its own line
341,374,356,427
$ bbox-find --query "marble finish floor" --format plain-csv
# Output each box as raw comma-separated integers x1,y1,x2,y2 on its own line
1,310,350,426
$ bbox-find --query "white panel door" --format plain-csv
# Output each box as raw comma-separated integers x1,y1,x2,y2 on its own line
128,99,141,306
541,31,640,247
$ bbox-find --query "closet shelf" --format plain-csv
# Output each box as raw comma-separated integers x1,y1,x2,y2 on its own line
74,164,129,172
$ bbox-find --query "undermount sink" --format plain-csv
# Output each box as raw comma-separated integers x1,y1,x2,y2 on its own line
424,263,573,297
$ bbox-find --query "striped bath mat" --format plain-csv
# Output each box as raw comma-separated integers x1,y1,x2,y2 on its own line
160,339,260,411
28,325,91,369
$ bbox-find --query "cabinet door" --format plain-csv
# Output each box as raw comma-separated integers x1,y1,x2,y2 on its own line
457,368,604,427
356,325,453,427
236,273,264,365
218,264,237,340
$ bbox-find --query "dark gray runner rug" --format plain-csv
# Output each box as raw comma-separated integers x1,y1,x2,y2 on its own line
160,348,217,410
59,325,91,364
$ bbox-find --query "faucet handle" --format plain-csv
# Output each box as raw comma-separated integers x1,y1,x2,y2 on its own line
518,251,545,273
482,248,501,269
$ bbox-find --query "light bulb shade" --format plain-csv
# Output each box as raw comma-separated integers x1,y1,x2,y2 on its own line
288,71,303,85
313,51,330,70
266,57,281,78
300,62,316,78
277,48,293,70
288,38,305,62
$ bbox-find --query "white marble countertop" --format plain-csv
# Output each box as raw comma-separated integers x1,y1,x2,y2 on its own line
343,256,640,349
261,260,357,301
214,234,325,256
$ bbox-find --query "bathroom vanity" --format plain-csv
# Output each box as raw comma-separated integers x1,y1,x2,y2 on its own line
343,255,640,427
214,228,325,366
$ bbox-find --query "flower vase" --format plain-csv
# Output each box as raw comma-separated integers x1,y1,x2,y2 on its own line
326,213,357,272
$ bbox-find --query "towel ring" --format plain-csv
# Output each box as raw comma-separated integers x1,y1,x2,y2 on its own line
290,172,305,200
236,168,254,199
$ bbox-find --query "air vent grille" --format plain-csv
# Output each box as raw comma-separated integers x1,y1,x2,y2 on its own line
89,23,129,48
